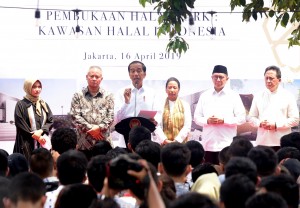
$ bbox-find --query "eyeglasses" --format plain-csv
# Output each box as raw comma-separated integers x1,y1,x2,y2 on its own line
212,75,226,80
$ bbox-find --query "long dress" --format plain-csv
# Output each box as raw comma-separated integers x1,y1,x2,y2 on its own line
13,98,53,161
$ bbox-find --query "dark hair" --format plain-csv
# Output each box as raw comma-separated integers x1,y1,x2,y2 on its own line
145,161,159,185
135,140,161,168
0,176,11,207
229,136,253,157
185,140,205,168
0,150,8,176
165,77,180,89
225,157,258,184
276,146,300,162
91,140,113,157
192,163,218,183
247,145,278,177
169,192,218,208
161,143,191,177
87,155,108,192
7,153,28,178
30,148,53,178
0,149,9,157
51,128,77,154
7,172,46,204
220,174,256,208
128,61,146,72
246,192,288,208
89,198,120,208
159,174,176,207
259,174,299,208
56,150,88,185
219,146,230,165
128,126,151,151
264,65,281,79
280,132,300,151
105,147,128,161
55,184,97,208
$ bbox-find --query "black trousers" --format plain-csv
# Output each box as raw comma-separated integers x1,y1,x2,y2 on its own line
269,146,280,152
204,151,220,165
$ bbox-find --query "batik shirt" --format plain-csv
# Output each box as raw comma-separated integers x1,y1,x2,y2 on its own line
70,87,114,150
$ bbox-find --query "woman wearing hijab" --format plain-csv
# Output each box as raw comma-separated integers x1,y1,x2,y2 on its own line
13,79,53,160
154,77,192,145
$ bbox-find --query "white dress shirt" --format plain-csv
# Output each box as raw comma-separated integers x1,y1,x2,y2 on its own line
194,87,246,152
112,84,158,147
249,86,299,146
114,84,157,124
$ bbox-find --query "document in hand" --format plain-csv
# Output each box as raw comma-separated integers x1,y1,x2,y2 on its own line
138,110,157,119
41,135,52,150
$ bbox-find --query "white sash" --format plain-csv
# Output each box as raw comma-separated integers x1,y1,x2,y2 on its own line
27,105,47,148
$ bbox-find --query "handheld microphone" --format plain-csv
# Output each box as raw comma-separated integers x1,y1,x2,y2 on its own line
134,82,138,117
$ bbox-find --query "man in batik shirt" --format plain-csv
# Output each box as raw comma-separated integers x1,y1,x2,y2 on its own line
69,66,114,160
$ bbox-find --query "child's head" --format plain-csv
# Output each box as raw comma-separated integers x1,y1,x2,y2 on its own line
3,172,46,208
160,143,191,177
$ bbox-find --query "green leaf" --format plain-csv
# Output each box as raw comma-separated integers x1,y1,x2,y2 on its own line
288,37,300,47
163,2,168,9
185,0,195,8
290,13,298,23
240,0,246,6
230,0,240,11
281,12,289,27
181,41,188,52
269,10,275,17
174,38,180,49
169,28,175,38
157,25,167,37
158,15,164,24
242,10,251,21
277,0,287,10
252,11,258,21
245,3,254,11
173,1,181,10
166,23,171,32
257,0,264,8
139,0,146,7
179,47,183,54
175,22,181,33
166,39,174,52
156,5,162,13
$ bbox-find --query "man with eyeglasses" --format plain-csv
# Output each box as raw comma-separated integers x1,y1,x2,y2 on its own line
249,65,299,151
194,65,246,164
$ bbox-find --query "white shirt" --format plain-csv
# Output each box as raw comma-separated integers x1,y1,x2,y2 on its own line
154,98,192,144
112,84,158,147
44,185,64,208
114,84,157,124
194,87,246,151
249,86,299,146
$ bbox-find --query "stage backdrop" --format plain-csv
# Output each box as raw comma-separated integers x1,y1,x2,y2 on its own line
0,0,299,141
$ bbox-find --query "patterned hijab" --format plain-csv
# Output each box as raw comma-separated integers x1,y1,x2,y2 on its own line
162,98,185,141
23,79,48,116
